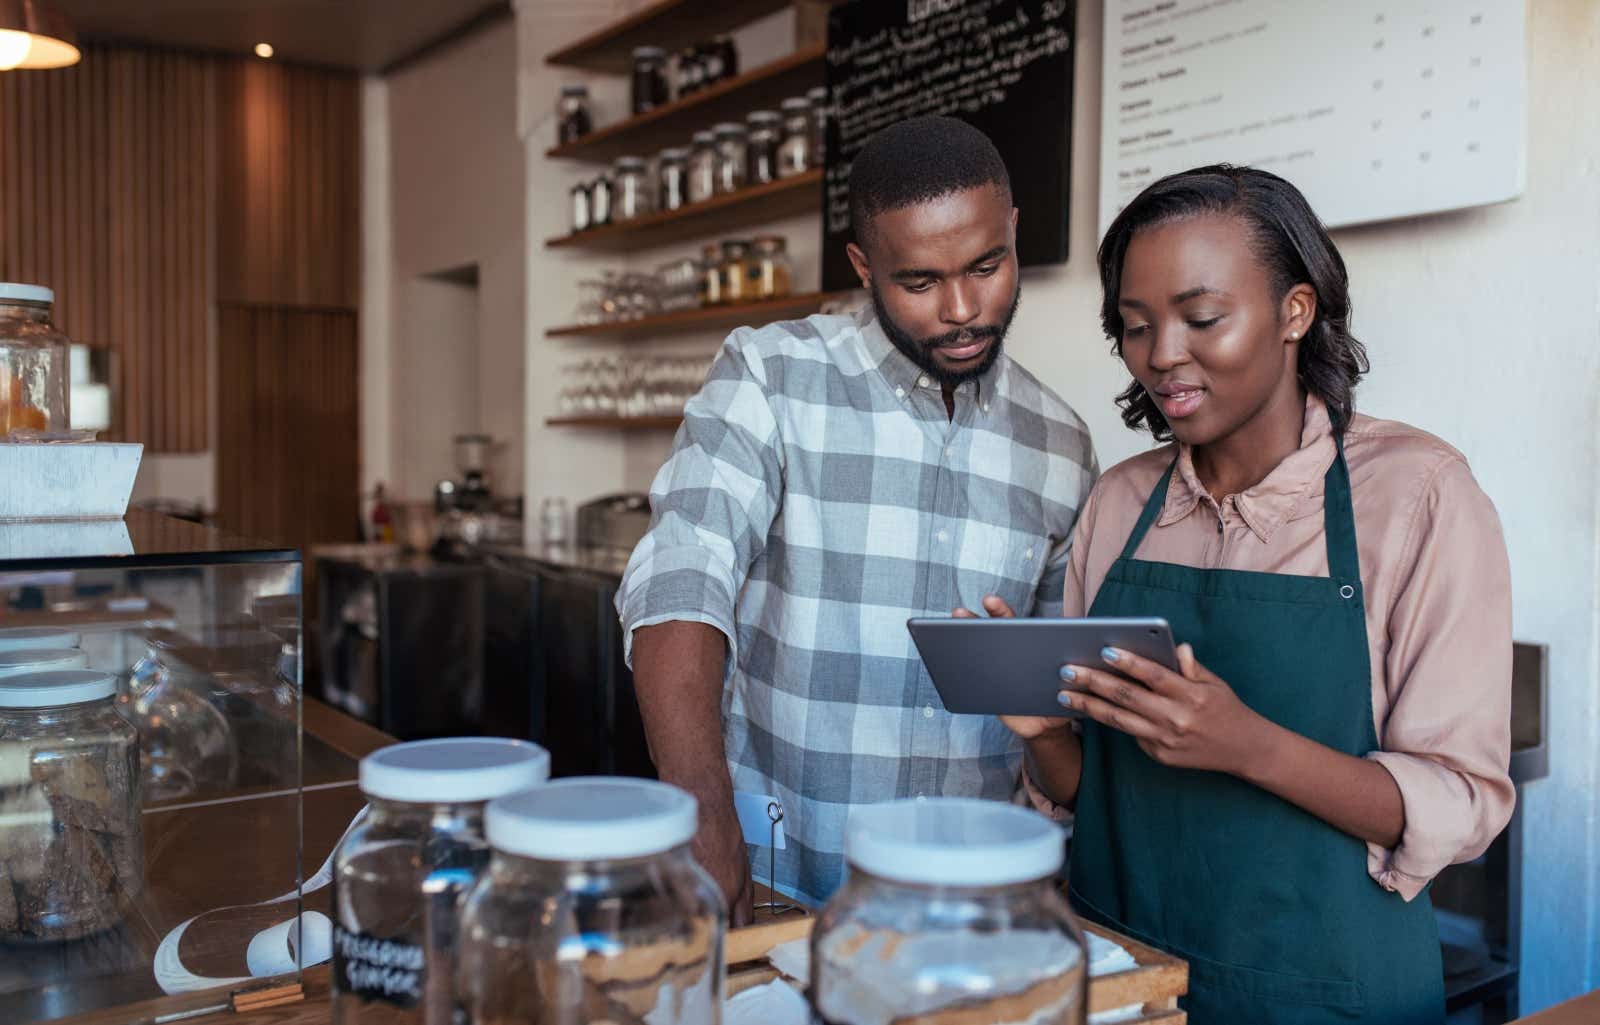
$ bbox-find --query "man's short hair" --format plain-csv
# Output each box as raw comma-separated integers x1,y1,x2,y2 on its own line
848,115,1012,245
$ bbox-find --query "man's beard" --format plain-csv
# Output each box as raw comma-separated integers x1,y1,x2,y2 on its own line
872,282,1020,389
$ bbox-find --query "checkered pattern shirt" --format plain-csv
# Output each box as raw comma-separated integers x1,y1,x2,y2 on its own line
617,307,1096,904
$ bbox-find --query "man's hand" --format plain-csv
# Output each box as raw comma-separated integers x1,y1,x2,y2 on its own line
694,797,755,926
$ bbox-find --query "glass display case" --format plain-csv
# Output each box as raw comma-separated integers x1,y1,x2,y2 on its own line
0,511,363,1024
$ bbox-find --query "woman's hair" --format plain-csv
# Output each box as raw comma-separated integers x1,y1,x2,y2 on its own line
1097,164,1369,439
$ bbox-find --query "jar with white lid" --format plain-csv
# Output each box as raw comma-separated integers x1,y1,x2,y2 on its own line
712,122,748,194
687,130,718,204
0,282,71,439
456,777,725,1025
613,156,654,221
0,669,142,943
331,737,551,1025
0,647,89,678
0,627,82,653
810,798,1087,1025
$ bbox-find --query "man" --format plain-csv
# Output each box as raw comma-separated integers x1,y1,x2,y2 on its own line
616,115,1096,916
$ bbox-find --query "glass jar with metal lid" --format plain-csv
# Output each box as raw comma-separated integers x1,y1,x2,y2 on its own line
658,147,690,212
0,669,141,943
712,122,748,194
555,84,592,145
0,627,81,653
750,236,793,300
699,243,724,307
687,130,718,204
331,737,551,1025
719,239,753,305
630,46,670,114
613,157,654,221
590,174,614,227
745,110,782,186
455,778,725,1025
0,647,89,679
569,181,591,234
0,283,72,439
810,798,1088,1025
778,96,814,178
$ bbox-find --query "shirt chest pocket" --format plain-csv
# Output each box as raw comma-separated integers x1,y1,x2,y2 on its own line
954,522,1050,615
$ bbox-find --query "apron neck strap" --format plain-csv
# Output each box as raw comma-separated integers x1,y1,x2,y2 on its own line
1117,436,1363,584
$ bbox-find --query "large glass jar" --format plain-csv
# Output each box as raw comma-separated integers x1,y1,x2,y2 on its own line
658,147,690,212
0,283,71,439
122,641,238,802
555,85,592,145
0,669,142,943
810,798,1087,1025
746,111,781,186
630,46,670,114
778,97,814,178
687,130,718,204
456,778,725,1025
613,157,654,221
750,236,793,300
712,123,748,195
719,240,753,305
332,738,550,1025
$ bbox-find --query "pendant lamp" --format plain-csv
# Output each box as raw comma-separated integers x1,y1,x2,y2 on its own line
0,0,79,70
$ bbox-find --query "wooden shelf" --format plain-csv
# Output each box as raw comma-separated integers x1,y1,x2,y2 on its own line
547,170,821,252
547,45,825,164
546,416,685,429
546,0,794,73
545,290,846,339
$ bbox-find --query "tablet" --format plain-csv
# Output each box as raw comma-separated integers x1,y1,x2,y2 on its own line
906,617,1180,718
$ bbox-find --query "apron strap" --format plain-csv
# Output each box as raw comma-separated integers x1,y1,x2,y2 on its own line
1322,432,1362,585
1118,452,1181,561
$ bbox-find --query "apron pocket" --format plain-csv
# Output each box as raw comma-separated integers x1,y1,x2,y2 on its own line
1186,944,1366,1015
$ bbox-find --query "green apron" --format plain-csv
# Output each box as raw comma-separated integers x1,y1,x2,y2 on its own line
1069,440,1444,1024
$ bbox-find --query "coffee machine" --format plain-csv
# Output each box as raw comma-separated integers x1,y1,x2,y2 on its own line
437,433,493,514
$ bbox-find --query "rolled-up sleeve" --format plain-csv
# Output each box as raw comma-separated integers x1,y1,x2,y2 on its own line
1365,457,1515,900
617,330,785,667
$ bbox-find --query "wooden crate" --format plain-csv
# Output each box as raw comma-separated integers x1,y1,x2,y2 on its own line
725,912,1188,1023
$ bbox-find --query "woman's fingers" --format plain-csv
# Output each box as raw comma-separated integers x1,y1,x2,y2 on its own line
1064,663,1176,722
1060,687,1161,741
1099,646,1195,698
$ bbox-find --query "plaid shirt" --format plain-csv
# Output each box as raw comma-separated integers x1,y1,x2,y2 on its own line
617,307,1096,904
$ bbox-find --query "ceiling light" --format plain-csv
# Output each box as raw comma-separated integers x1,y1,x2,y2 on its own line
254,42,273,59
0,0,79,70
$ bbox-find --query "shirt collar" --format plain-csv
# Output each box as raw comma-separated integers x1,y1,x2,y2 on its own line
858,307,1006,415
1158,393,1336,543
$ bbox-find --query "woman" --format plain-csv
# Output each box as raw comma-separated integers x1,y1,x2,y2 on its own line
989,166,1513,1024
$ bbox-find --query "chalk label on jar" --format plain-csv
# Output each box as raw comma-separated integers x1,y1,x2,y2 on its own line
332,924,425,1007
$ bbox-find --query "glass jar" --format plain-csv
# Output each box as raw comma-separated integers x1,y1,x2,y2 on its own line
613,157,653,221
676,46,703,97
331,738,551,1025
746,110,781,186
711,35,738,83
810,798,1087,1025
778,96,814,178
699,244,724,306
807,86,829,167
658,147,690,212
712,123,748,194
750,236,793,300
0,283,71,439
0,670,141,943
631,46,670,114
122,642,238,801
719,240,753,305
555,84,592,145
591,174,614,227
657,257,701,312
456,778,725,1025
687,130,718,204
570,181,591,234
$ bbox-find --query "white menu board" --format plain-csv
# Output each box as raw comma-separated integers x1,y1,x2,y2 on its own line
1099,1,1526,234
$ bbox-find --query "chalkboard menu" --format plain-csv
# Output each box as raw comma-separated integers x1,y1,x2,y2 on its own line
821,0,1076,293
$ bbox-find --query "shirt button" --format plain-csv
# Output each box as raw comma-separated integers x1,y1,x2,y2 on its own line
895,386,906,399
917,375,931,388
982,402,991,413
1025,547,1034,559
923,705,935,719
936,529,948,543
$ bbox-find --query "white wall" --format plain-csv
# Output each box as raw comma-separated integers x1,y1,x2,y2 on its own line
512,0,1600,1008
361,76,395,501
378,16,528,504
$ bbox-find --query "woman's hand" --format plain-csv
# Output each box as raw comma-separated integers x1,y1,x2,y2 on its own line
1062,643,1271,778
952,595,1076,742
